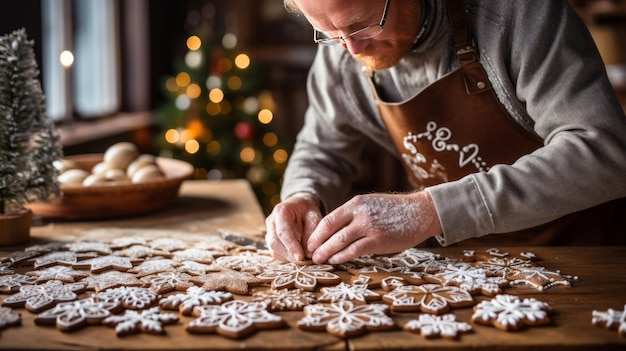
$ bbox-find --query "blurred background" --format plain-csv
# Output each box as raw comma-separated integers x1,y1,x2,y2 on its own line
0,0,624,214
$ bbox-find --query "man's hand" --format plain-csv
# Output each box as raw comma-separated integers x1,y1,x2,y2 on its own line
265,193,323,262
306,191,442,264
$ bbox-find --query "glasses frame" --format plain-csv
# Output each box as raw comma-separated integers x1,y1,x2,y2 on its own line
313,0,390,45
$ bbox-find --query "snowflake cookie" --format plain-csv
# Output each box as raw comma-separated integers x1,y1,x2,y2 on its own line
317,282,381,305
140,271,196,294
382,284,474,315
186,300,285,339
0,307,21,330
0,274,35,294
347,266,424,289
2,280,85,313
404,314,472,339
160,286,233,316
252,288,316,312
298,300,396,338
95,286,159,310
471,294,551,331
255,262,341,291
103,306,179,336
35,297,123,331
592,304,626,337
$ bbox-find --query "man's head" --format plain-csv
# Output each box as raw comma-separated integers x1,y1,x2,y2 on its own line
285,0,423,71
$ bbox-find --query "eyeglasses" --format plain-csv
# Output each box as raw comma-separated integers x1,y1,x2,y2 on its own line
313,0,390,45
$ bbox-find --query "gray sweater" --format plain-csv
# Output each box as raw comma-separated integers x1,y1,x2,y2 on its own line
280,0,626,245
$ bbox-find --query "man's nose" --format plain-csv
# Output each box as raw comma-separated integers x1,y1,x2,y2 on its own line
342,37,370,55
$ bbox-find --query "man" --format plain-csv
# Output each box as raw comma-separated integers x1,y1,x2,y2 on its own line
265,0,626,264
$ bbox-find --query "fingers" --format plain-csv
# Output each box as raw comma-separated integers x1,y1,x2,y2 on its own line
265,194,323,263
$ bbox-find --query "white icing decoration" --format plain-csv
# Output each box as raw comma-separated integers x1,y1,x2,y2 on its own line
592,304,626,337
160,286,233,315
95,286,158,310
35,297,121,331
404,313,472,339
252,288,316,312
2,280,84,313
298,300,395,338
187,300,283,338
0,306,21,329
103,306,178,336
382,284,474,314
317,282,380,304
471,294,551,331
256,262,340,291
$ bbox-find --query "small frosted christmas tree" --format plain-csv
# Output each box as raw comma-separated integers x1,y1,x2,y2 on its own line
0,28,63,216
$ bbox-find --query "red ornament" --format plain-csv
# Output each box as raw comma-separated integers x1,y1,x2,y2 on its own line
234,121,254,140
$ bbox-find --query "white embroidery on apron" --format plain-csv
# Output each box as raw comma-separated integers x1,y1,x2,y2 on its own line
401,121,489,184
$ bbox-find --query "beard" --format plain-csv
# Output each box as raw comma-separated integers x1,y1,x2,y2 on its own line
352,1,422,71
353,40,414,71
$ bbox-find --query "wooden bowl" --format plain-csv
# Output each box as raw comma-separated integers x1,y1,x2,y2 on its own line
27,154,194,220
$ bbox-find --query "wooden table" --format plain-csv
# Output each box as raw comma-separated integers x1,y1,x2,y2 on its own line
1,180,625,350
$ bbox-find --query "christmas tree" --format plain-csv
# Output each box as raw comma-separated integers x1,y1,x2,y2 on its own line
155,4,290,214
0,28,62,215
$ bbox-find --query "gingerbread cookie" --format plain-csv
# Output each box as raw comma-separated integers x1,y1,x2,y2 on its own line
190,269,263,295
424,262,508,296
506,266,576,291
33,251,96,269
0,274,35,294
115,245,173,259
592,304,626,337
252,288,316,312
35,297,123,331
128,258,181,277
81,271,146,293
404,313,472,339
103,306,179,336
66,240,112,255
95,286,159,310
172,248,223,264
186,300,285,339
27,265,89,284
382,284,474,315
0,307,21,330
348,266,424,289
471,294,551,331
317,282,381,305
72,255,137,274
149,238,188,252
176,260,218,276
211,251,274,275
140,271,196,294
255,262,341,291
2,280,85,313
160,286,233,316
298,300,396,338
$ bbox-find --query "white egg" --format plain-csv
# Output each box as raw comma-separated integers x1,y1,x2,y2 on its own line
131,164,165,183
58,169,90,185
83,173,109,186
54,159,80,174
91,162,109,175
127,154,157,177
103,142,139,170
105,169,129,183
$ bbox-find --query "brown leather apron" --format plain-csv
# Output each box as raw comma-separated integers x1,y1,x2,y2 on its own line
369,0,617,246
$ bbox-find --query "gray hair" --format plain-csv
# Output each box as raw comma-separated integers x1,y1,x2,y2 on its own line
284,0,302,14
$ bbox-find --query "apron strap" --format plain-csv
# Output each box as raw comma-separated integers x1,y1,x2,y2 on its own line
445,0,477,64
